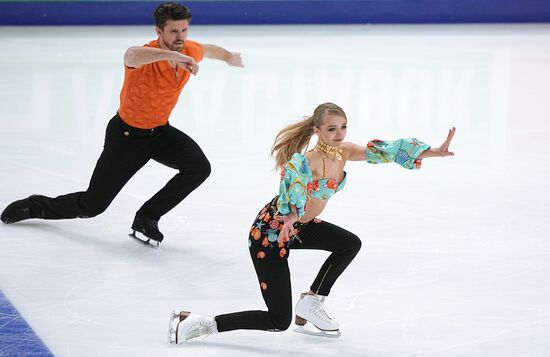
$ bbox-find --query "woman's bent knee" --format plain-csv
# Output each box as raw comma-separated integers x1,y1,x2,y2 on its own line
269,312,292,331
200,160,211,180
344,233,362,256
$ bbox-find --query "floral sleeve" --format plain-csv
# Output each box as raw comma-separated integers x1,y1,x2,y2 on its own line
276,153,313,219
366,138,430,170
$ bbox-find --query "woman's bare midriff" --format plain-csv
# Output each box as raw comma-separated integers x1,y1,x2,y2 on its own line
297,197,328,223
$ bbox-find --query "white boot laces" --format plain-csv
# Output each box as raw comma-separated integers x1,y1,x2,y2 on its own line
310,296,333,323
186,318,216,339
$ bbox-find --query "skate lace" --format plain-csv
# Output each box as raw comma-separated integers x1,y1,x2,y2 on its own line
186,319,215,339
311,297,333,322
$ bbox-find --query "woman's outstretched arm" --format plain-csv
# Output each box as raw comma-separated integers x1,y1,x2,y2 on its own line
342,127,456,167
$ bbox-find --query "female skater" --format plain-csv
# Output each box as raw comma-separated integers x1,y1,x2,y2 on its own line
168,102,456,342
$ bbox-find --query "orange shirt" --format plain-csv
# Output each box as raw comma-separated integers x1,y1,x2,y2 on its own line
118,39,204,129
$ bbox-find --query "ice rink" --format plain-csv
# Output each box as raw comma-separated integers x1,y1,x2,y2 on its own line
1,23,550,356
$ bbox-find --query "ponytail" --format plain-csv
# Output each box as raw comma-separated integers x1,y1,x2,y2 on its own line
271,117,315,170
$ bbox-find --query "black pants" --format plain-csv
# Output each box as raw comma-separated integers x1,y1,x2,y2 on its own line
27,114,211,221
215,198,362,332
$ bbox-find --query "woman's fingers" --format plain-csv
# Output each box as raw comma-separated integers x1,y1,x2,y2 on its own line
446,127,456,144
440,127,456,153
277,231,285,244
273,214,298,243
277,224,289,243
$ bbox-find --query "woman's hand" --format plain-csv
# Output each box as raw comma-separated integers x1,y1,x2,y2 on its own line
418,127,456,159
433,127,456,157
274,209,298,244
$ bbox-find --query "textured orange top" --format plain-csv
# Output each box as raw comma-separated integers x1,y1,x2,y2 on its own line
118,39,204,129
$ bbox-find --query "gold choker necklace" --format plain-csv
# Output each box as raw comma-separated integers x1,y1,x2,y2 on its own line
314,140,343,160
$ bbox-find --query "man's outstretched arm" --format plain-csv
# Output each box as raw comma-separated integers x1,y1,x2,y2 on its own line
203,44,244,67
124,46,198,74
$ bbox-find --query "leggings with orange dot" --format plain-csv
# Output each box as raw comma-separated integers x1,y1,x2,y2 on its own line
215,199,362,332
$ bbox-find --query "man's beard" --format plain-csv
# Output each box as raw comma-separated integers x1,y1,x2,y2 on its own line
171,42,184,51
162,38,184,51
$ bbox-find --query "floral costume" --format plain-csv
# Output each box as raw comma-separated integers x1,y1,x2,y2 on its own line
214,138,429,332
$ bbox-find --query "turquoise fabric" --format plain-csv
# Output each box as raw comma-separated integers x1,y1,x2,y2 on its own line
277,138,429,218
310,173,347,200
366,138,430,170
276,153,312,219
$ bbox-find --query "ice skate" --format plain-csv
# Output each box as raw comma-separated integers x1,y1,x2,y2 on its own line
167,311,179,343
294,293,341,338
168,311,217,344
128,214,163,248
1,196,34,224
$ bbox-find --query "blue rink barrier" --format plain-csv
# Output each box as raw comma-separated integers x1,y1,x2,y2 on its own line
0,290,54,357
0,0,550,25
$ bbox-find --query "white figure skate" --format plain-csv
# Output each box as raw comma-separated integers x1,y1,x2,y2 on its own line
294,293,341,338
168,311,218,344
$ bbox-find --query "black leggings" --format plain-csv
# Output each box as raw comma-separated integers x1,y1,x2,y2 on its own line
27,114,211,221
215,197,362,332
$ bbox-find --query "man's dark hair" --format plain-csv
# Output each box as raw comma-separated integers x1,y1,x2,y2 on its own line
154,2,192,28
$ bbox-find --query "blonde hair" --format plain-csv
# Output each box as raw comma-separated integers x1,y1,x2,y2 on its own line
271,102,347,169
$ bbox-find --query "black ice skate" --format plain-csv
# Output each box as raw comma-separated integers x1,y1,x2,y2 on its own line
1,196,33,224
128,214,163,248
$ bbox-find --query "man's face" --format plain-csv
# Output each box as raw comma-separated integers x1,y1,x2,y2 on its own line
156,19,189,51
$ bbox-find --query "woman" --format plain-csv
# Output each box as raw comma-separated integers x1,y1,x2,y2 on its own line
168,102,456,342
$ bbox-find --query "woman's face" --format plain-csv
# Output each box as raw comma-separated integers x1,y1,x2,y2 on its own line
314,114,347,147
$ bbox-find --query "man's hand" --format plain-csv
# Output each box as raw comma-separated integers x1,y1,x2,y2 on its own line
203,44,244,68
174,53,199,75
226,52,244,67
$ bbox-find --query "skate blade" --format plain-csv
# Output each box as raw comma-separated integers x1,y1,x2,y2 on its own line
128,231,160,249
293,326,341,338
168,311,179,344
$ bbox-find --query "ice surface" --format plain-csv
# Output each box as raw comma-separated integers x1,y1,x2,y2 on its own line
1,24,550,357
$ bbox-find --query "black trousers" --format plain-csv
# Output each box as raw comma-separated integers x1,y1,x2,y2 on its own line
28,114,211,221
215,198,362,332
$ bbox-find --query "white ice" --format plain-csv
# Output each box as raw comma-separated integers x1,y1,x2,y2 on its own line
1,24,550,357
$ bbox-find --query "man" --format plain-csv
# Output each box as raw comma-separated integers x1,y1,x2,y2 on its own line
1,2,244,247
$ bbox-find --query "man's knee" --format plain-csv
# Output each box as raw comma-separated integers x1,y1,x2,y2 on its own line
79,205,107,218
184,157,211,182
79,196,109,218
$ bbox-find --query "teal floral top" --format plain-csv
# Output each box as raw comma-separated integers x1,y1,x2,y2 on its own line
277,153,312,219
276,138,430,219
366,138,430,170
